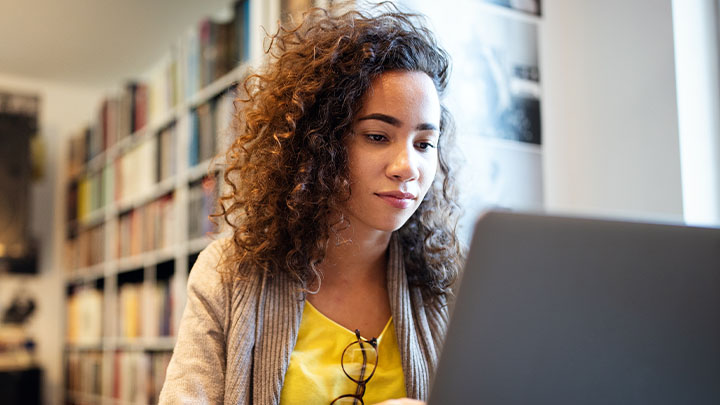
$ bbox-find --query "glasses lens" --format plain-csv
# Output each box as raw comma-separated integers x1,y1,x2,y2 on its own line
331,396,364,405
341,340,378,383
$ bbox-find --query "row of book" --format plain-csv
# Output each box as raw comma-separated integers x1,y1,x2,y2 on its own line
115,136,163,206
68,95,235,226
117,193,176,259
65,191,176,273
66,165,112,227
65,276,175,343
114,350,174,404
66,0,250,172
65,190,182,273
67,122,177,227
65,223,106,272
117,276,176,339
67,83,149,171
65,350,173,404
189,89,236,167
65,350,103,398
188,0,251,95
66,287,103,345
114,122,178,206
148,50,182,128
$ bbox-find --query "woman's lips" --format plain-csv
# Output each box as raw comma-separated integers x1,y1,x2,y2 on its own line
375,192,416,209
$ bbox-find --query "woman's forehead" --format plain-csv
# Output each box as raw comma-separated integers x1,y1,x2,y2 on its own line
357,71,441,125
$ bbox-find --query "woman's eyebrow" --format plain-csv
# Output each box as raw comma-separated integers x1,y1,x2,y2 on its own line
357,113,438,131
416,123,438,131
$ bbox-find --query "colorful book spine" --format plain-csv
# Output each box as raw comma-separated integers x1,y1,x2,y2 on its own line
235,0,251,63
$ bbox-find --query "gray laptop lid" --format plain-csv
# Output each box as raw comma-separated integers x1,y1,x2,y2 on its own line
429,211,720,405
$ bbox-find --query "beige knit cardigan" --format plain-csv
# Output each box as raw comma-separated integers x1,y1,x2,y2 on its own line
159,234,449,404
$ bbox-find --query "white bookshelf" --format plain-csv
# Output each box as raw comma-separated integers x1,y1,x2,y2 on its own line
61,0,277,403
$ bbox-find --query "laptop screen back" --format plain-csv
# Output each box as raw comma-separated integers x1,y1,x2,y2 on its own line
429,211,720,405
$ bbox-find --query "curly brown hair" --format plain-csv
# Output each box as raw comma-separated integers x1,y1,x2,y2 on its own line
217,2,463,298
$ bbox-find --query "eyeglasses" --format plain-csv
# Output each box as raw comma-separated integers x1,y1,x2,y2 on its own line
330,329,379,405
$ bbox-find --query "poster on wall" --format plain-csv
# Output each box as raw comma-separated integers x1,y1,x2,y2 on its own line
397,0,544,242
0,91,40,273
483,0,542,16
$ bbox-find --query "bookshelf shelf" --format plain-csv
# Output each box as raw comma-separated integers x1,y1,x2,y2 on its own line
113,246,178,274
188,63,248,108
65,342,105,352
114,256,145,274
115,176,176,214
86,150,107,173
80,208,106,227
65,264,106,284
111,129,144,158
146,107,181,137
113,337,177,352
67,391,104,403
187,158,215,182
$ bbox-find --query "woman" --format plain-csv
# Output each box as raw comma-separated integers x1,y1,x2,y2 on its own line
160,3,463,404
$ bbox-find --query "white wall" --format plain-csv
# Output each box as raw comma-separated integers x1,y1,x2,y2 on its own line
672,0,720,226
0,72,101,405
541,0,684,222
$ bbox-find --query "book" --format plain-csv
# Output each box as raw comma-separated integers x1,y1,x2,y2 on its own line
215,18,236,80
196,101,215,163
66,286,103,344
188,109,200,167
118,282,142,338
134,83,149,133
157,124,177,182
65,350,103,396
199,18,217,88
104,350,172,403
188,176,218,239
115,138,158,205
185,25,201,100
214,90,236,154
234,0,251,63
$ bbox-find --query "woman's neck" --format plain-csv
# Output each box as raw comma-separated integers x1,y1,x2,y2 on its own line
315,224,392,288
306,223,394,338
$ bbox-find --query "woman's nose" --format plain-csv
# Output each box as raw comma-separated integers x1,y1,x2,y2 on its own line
386,144,419,182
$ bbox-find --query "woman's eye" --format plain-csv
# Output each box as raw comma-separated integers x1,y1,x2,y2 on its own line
367,134,386,142
416,142,436,151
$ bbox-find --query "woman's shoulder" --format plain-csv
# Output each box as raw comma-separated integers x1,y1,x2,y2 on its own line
187,238,233,284
187,238,263,297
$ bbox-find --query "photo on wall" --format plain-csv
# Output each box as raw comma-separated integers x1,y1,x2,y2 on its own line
483,0,542,16
398,0,544,241
400,0,541,144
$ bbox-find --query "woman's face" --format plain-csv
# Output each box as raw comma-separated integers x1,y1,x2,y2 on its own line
344,70,441,234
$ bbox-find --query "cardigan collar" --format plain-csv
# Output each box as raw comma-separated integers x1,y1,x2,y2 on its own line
386,232,433,400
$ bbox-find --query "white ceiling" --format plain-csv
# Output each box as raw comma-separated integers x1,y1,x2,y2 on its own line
0,0,235,87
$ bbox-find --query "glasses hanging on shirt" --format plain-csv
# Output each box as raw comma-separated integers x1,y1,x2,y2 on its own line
330,329,379,405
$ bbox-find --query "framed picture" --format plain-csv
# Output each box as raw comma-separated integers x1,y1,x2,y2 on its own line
483,0,542,16
398,0,544,241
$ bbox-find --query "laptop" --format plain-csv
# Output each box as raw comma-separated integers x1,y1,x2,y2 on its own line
429,210,720,404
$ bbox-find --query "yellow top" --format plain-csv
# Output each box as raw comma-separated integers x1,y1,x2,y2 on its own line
280,301,407,404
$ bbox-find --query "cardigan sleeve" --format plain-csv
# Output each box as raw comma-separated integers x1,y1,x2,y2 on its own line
159,240,231,404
